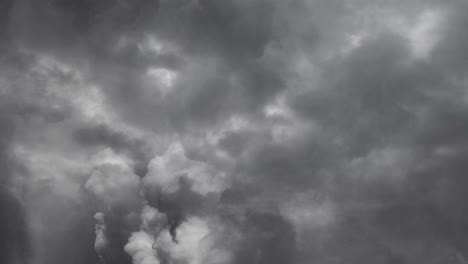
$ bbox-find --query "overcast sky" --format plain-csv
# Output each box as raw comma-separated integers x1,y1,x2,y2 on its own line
2,0,468,264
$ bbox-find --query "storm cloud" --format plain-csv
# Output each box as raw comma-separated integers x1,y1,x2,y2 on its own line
2,0,468,264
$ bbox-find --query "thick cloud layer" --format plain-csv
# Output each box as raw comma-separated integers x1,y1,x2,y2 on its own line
2,0,468,264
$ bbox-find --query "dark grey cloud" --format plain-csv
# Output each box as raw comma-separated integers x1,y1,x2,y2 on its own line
3,0,468,264
0,64,31,264
0,187,30,264
232,212,296,264
431,1,468,76
11,0,159,55
290,32,416,155
0,0,13,52
154,0,274,63
27,191,101,264
73,123,153,176
281,2,468,263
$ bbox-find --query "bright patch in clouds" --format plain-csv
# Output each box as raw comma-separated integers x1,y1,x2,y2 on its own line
408,9,443,59
146,67,178,95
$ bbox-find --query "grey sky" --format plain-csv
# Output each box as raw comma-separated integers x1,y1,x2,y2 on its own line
1,1,468,264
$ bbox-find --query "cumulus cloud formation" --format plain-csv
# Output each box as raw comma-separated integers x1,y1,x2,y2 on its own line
2,0,468,263
125,231,159,264
144,142,228,195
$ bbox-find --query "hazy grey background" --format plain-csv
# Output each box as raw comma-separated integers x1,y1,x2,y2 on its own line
1,0,468,263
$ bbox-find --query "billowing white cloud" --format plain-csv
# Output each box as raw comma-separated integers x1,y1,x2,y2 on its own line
125,231,159,264
85,149,142,210
144,142,228,196
154,217,231,264
140,205,168,236
94,212,109,254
